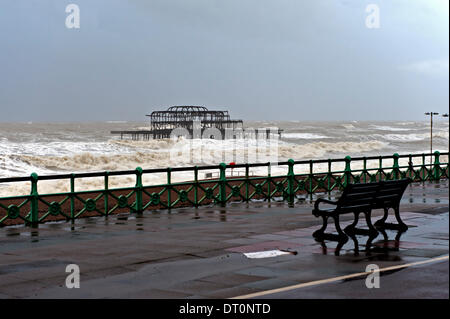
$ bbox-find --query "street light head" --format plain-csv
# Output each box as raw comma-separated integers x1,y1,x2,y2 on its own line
425,112,431,115
442,113,449,118
433,112,439,115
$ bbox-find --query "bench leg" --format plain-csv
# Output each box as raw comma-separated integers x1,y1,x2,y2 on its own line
346,231,360,256
313,216,328,240
395,229,406,242
318,240,346,256
333,215,348,241
313,215,348,243
334,239,347,256
346,211,379,237
364,231,379,256
394,207,408,231
374,208,389,227
374,207,408,231
344,212,359,234
378,228,389,242
364,211,378,236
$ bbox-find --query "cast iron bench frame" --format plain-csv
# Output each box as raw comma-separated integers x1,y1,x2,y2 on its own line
312,178,411,242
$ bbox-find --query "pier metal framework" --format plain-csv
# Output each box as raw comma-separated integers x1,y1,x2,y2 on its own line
111,106,245,139
147,106,243,136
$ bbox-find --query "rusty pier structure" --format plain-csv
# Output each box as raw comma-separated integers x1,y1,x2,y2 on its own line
111,105,281,140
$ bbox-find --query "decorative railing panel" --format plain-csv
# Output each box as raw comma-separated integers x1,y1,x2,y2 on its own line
0,152,448,227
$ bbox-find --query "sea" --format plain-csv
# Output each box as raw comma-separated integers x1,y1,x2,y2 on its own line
0,120,448,196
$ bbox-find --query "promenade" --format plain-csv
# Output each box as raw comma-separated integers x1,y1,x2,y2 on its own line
0,180,448,298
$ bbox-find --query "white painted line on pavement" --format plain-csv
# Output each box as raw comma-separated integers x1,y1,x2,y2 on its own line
231,255,449,299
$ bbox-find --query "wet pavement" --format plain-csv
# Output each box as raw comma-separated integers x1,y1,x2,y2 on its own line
0,180,448,299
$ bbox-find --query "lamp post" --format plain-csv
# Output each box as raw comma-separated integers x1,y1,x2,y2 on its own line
425,112,439,168
443,113,449,153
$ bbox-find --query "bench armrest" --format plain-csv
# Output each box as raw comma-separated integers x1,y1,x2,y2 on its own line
314,198,338,212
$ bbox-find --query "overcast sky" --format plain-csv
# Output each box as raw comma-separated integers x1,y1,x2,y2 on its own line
0,0,448,122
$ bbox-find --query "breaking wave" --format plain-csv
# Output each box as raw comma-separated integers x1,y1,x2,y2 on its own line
281,133,330,139
371,125,411,132
376,130,449,142
3,140,387,172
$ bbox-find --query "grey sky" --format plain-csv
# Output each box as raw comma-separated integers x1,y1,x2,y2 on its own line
0,0,448,122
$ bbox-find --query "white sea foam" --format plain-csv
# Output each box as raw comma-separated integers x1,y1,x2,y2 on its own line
0,139,387,174
342,124,355,130
282,133,330,139
370,125,412,132
371,130,448,142
380,134,426,142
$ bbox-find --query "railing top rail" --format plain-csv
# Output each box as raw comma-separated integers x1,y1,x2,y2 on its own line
0,152,447,183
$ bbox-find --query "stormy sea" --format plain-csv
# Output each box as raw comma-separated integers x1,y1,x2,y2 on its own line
0,120,448,196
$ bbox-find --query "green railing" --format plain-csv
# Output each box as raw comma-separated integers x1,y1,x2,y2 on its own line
0,151,448,227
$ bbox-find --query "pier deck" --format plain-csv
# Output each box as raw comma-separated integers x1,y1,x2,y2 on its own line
110,128,283,140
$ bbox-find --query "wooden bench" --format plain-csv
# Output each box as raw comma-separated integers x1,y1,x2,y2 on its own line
312,179,411,242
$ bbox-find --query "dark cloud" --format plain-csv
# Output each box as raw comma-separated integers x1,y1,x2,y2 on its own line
0,0,447,122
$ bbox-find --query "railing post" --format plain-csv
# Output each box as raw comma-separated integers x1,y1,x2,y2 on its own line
104,171,109,216
287,159,295,205
70,174,75,221
433,151,441,181
327,159,332,195
167,167,172,209
344,156,351,187
421,153,426,181
309,160,313,200
267,162,271,202
363,157,367,183
194,166,199,207
245,164,249,202
408,154,414,180
30,172,39,227
219,163,227,206
135,167,143,214
378,156,383,181
393,153,400,180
